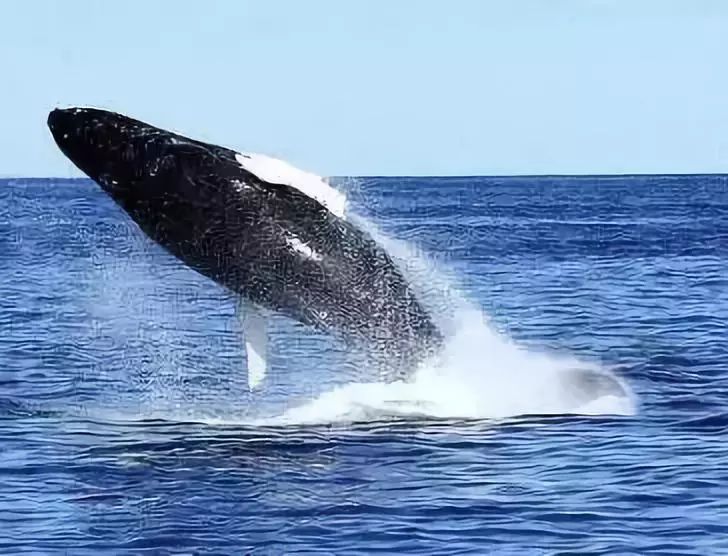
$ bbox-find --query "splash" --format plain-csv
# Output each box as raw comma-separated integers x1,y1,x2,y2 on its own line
259,205,637,426
267,308,636,426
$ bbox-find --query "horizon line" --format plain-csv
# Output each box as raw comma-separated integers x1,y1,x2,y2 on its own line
2,171,728,181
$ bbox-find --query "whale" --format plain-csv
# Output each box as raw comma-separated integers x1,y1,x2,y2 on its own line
47,107,443,388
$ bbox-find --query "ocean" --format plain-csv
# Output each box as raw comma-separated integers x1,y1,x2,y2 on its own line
0,175,726,554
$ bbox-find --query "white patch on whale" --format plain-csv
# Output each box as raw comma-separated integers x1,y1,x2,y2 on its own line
230,179,251,194
285,234,322,261
235,152,347,218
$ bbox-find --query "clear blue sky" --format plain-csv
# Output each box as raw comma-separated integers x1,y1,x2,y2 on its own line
2,0,727,176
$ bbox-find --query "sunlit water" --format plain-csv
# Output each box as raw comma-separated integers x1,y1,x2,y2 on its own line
1,175,726,554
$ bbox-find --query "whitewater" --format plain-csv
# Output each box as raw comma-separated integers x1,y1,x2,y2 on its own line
262,205,637,426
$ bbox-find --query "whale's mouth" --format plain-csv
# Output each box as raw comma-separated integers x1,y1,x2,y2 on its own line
47,107,190,196
47,107,125,156
48,107,142,188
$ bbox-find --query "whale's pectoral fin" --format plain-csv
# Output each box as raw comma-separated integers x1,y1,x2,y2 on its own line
239,303,268,390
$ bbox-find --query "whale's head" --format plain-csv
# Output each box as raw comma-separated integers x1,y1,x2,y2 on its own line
47,107,225,206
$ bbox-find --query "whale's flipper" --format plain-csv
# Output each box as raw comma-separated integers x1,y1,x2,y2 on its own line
239,303,268,390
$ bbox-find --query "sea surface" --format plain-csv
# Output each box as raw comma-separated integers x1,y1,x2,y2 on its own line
1,175,726,555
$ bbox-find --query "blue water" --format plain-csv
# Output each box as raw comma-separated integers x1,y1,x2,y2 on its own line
1,175,727,554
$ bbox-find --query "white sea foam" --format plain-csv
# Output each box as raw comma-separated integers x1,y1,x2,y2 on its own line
262,303,636,426
252,201,637,426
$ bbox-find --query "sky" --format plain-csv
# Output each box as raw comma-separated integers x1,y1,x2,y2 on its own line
1,0,727,177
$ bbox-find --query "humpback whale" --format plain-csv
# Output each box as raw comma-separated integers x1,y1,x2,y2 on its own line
47,107,443,388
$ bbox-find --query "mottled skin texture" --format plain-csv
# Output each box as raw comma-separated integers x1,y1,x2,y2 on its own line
47,108,443,376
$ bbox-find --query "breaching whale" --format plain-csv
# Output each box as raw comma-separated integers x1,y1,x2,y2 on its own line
47,107,443,389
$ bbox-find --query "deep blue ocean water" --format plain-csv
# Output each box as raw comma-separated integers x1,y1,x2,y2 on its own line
1,175,727,555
